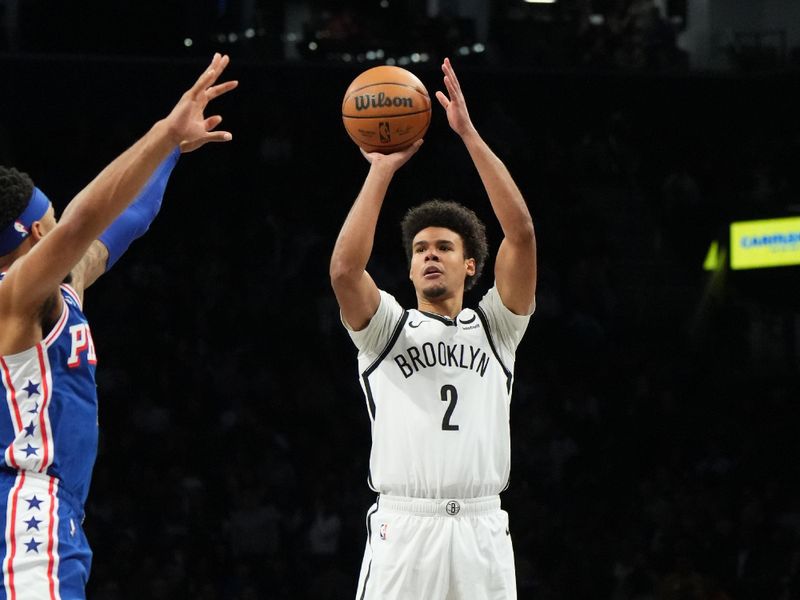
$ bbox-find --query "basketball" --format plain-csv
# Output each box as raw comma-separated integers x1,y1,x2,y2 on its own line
342,66,431,154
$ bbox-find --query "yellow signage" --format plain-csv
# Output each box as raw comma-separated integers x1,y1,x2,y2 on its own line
730,217,800,270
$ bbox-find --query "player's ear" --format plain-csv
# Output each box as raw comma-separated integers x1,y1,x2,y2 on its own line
30,220,46,242
465,258,476,276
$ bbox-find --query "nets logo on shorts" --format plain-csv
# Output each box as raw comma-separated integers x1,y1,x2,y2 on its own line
445,501,461,516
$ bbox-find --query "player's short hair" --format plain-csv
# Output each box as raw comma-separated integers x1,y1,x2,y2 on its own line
401,199,488,291
0,167,35,236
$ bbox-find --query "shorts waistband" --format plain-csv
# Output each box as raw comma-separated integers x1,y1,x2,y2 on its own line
378,494,501,517
0,468,84,520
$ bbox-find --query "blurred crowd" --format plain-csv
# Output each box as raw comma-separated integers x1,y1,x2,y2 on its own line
2,55,800,599
300,0,688,71
2,0,689,71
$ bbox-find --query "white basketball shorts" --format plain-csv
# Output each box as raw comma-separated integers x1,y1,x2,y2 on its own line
355,494,516,600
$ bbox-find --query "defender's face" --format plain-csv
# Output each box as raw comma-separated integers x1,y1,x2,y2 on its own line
409,227,476,301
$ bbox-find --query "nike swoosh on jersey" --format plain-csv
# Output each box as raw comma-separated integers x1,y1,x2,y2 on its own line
408,321,429,328
459,315,477,325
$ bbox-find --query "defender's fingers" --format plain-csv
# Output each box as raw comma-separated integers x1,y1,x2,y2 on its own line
205,79,239,101
190,53,221,93
191,68,219,98
190,53,231,96
204,115,223,130
213,54,231,78
204,130,233,142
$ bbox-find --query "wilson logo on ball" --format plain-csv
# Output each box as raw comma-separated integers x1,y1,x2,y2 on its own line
354,92,414,111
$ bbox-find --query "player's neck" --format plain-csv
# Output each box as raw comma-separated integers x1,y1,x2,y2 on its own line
417,296,463,319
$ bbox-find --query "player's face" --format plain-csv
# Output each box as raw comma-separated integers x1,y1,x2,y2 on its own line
409,227,476,300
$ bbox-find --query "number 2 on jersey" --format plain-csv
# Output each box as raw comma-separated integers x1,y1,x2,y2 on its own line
440,384,459,431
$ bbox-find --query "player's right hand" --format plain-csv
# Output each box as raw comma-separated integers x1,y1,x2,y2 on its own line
360,139,424,172
163,53,239,152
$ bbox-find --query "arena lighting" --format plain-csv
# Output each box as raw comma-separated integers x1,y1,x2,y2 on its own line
730,216,800,270
703,240,721,271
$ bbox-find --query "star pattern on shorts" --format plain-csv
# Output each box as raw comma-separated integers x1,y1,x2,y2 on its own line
24,516,42,531
27,401,39,415
23,380,40,398
26,495,43,511
24,537,41,554
23,421,36,438
23,443,39,457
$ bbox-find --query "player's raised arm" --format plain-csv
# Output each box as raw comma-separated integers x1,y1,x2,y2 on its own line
0,53,237,350
435,58,536,315
330,142,422,330
70,149,181,296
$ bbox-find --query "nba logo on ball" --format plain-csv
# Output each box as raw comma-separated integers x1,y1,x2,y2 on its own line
342,65,431,154
379,523,388,540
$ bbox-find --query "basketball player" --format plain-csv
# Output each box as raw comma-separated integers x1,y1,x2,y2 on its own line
330,58,536,599
0,53,236,598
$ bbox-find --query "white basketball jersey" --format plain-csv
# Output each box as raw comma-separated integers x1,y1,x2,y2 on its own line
346,287,531,499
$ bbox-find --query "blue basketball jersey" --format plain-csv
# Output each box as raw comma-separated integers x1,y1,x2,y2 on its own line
0,274,97,599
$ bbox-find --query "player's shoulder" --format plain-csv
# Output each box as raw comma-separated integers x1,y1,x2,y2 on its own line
455,306,482,331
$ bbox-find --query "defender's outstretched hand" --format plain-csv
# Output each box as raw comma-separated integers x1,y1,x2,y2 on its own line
163,53,239,153
435,58,475,138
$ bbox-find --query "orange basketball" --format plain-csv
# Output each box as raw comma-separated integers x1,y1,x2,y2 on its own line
342,66,431,154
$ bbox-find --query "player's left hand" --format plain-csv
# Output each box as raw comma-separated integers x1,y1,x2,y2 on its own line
163,53,239,153
435,58,476,138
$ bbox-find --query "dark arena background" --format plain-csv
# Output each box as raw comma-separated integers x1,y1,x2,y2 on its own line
2,0,800,598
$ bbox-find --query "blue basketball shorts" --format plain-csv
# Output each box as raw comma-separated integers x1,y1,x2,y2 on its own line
0,470,91,600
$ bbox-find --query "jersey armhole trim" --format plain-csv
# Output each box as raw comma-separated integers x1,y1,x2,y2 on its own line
60,284,82,310
360,312,408,423
476,306,513,393
43,300,69,348
362,311,409,378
